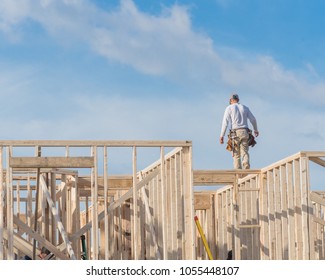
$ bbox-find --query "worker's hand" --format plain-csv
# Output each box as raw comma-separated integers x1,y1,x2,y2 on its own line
254,130,259,137
220,137,224,144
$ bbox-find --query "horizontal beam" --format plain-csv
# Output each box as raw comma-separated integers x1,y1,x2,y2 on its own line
78,176,132,190
0,140,192,147
312,216,325,227
194,193,211,210
70,168,160,241
193,170,260,185
10,157,94,168
310,192,325,206
309,157,325,168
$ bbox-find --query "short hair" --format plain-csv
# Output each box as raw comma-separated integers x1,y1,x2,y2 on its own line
230,93,239,100
41,247,50,255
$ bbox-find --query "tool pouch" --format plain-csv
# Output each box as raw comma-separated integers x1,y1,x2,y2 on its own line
248,129,257,147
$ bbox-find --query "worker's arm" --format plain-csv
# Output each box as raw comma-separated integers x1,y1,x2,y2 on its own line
220,107,230,144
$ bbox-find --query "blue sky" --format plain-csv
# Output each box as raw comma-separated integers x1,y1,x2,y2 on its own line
0,0,325,185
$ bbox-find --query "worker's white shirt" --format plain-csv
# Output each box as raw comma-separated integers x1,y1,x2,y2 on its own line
220,103,258,137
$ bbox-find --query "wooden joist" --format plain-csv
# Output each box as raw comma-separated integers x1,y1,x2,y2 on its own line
310,192,325,206
10,157,94,168
194,194,211,210
78,176,132,190
309,156,325,168
193,170,260,185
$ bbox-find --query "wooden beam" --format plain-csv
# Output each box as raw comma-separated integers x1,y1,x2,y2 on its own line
193,170,260,185
40,175,76,259
194,170,236,185
13,216,68,260
70,168,160,242
310,192,325,206
312,216,325,227
78,176,132,190
2,229,40,259
194,194,211,210
0,140,192,147
309,157,325,168
10,157,94,168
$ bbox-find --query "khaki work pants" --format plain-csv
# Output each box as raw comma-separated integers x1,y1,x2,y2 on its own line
233,128,250,169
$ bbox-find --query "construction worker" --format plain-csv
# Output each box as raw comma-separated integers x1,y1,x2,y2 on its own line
38,246,51,259
220,93,259,169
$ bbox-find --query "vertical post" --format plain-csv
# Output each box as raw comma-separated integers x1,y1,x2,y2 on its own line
286,161,296,260
268,170,276,259
294,158,303,259
233,174,240,260
50,172,57,246
176,151,183,259
182,146,195,260
260,172,270,260
160,146,167,259
91,146,98,259
33,146,41,259
0,146,3,260
71,174,80,259
274,167,283,259
217,193,224,258
104,146,109,260
60,174,67,246
280,164,289,259
6,146,14,259
132,146,138,259
27,173,32,242
226,188,232,259
170,155,177,259
301,155,312,259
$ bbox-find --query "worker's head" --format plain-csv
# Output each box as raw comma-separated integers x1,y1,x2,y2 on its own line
229,93,239,104
38,247,50,259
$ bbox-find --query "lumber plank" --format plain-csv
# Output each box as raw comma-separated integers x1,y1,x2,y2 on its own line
0,140,192,147
13,216,68,260
309,157,325,167
40,175,76,259
310,192,325,206
10,156,94,168
194,194,211,210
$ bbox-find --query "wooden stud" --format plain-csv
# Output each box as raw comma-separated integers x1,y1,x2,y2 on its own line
132,146,139,260
0,146,3,260
91,146,98,260
103,146,109,259
6,146,14,259
160,147,167,259
267,170,275,259
294,158,303,259
274,167,283,259
286,161,296,260
280,165,289,259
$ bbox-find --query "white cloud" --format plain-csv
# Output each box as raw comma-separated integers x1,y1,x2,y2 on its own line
1,0,324,105
0,0,325,174
0,0,219,79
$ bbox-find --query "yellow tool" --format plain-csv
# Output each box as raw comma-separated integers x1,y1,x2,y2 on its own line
194,215,213,260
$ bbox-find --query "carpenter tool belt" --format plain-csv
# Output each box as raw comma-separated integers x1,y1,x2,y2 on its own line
247,129,257,147
226,128,257,152
226,129,237,152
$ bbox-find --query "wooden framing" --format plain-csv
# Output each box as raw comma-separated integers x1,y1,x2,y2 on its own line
0,140,194,260
194,151,325,260
0,142,324,260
